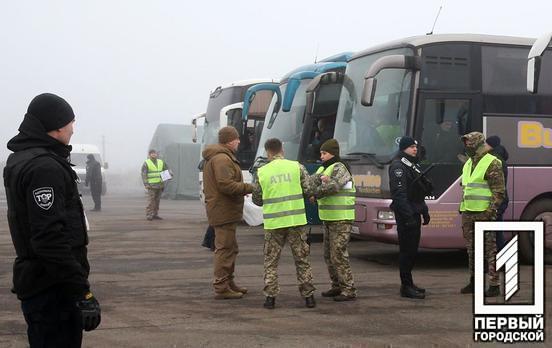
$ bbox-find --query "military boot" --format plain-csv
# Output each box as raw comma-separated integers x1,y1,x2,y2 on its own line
263,296,275,309
460,276,474,294
321,288,341,297
214,289,243,300
305,295,316,308
485,285,500,297
333,294,356,302
400,285,425,299
230,281,248,295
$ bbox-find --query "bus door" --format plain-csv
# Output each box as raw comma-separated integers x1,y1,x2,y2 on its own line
414,91,481,201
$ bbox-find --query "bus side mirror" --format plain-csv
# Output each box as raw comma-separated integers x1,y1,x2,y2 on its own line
103,162,109,170
361,78,377,106
527,32,552,94
361,55,421,106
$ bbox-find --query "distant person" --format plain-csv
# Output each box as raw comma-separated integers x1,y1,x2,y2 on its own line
202,126,254,300
252,138,316,309
141,149,170,221
310,139,357,301
85,154,102,211
4,93,101,347
459,132,505,297
485,135,509,251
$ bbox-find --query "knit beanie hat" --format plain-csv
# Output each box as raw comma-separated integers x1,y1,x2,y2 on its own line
320,138,340,156
485,135,501,148
27,93,75,132
399,136,417,151
218,126,240,144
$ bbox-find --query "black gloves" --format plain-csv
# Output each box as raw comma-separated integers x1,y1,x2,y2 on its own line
422,212,431,226
76,291,101,331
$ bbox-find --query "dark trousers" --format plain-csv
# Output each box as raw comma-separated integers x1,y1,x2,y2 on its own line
21,286,83,348
91,185,102,210
396,214,422,286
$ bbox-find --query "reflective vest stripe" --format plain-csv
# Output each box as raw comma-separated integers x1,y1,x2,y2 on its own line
315,163,356,221
263,209,306,219
464,183,489,189
460,153,499,212
146,159,164,184
317,204,356,210
258,159,307,230
464,195,492,201
263,194,304,204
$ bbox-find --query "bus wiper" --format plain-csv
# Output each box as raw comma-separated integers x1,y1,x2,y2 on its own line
343,152,384,169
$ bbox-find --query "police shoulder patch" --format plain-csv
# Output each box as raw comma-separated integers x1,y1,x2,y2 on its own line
33,187,54,210
394,168,403,178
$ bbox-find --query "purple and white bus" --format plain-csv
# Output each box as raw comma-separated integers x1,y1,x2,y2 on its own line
307,34,552,263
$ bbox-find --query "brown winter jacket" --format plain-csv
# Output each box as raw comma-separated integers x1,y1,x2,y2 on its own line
202,144,254,226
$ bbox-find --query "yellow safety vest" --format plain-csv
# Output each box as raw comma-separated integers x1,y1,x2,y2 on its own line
315,163,356,221
460,153,499,212
145,159,164,184
258,159,307,230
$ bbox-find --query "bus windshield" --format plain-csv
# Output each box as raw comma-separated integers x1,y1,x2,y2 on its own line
334,48,414,159
255,81,310,160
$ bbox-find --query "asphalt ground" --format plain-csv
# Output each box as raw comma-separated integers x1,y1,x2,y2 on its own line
0,192,550,347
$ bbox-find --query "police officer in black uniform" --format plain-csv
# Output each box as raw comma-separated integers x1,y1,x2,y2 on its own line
389,136,432,299
3,93,101,347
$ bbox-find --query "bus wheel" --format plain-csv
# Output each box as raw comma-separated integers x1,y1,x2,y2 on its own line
519,199,552,265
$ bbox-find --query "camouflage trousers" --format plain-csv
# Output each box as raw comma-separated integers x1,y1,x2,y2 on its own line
323,221,356,296
462,212,499,286
263,226,315,297
146,187,162,218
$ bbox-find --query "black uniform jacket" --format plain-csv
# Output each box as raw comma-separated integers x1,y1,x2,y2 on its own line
3,113,90,300
388,153,429,219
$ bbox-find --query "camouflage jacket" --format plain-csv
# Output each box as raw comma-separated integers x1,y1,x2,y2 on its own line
252,155,314,206
311,162,352,199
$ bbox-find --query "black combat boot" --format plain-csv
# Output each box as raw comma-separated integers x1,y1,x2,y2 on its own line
305,295,316,308
460,276,474,294
263,296,275,309
400,285,425,299
321,288,341,297
412,284,426,293
485,285,500,297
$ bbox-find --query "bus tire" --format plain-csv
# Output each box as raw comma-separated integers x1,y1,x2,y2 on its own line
519,199,552,265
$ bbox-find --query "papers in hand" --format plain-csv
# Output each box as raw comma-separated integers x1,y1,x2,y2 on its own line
342,181,353,190
160,170,172,182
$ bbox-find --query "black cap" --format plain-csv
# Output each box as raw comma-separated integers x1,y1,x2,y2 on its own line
320,138,340,156
27,93,75,132
399,136,417,151
486,135,501,148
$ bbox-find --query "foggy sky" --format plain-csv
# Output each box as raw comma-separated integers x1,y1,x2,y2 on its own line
1,0,551,173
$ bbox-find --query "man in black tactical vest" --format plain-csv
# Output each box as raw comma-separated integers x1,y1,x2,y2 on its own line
3,93,101,347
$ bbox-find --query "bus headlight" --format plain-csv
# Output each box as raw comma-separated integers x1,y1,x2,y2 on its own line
377,210,395,220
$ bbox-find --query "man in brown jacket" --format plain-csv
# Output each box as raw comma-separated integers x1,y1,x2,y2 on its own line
202,126,254,299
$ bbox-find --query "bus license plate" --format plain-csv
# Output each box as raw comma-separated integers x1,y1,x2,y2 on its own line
351,226,360,235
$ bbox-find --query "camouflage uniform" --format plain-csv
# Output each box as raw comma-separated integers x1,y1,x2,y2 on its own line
461,132,505,287
312,162,357,297
252,155,316,297
141,159,169,219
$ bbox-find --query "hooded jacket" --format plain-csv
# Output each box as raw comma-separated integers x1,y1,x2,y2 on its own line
3,113,90,300
202,144,253,226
